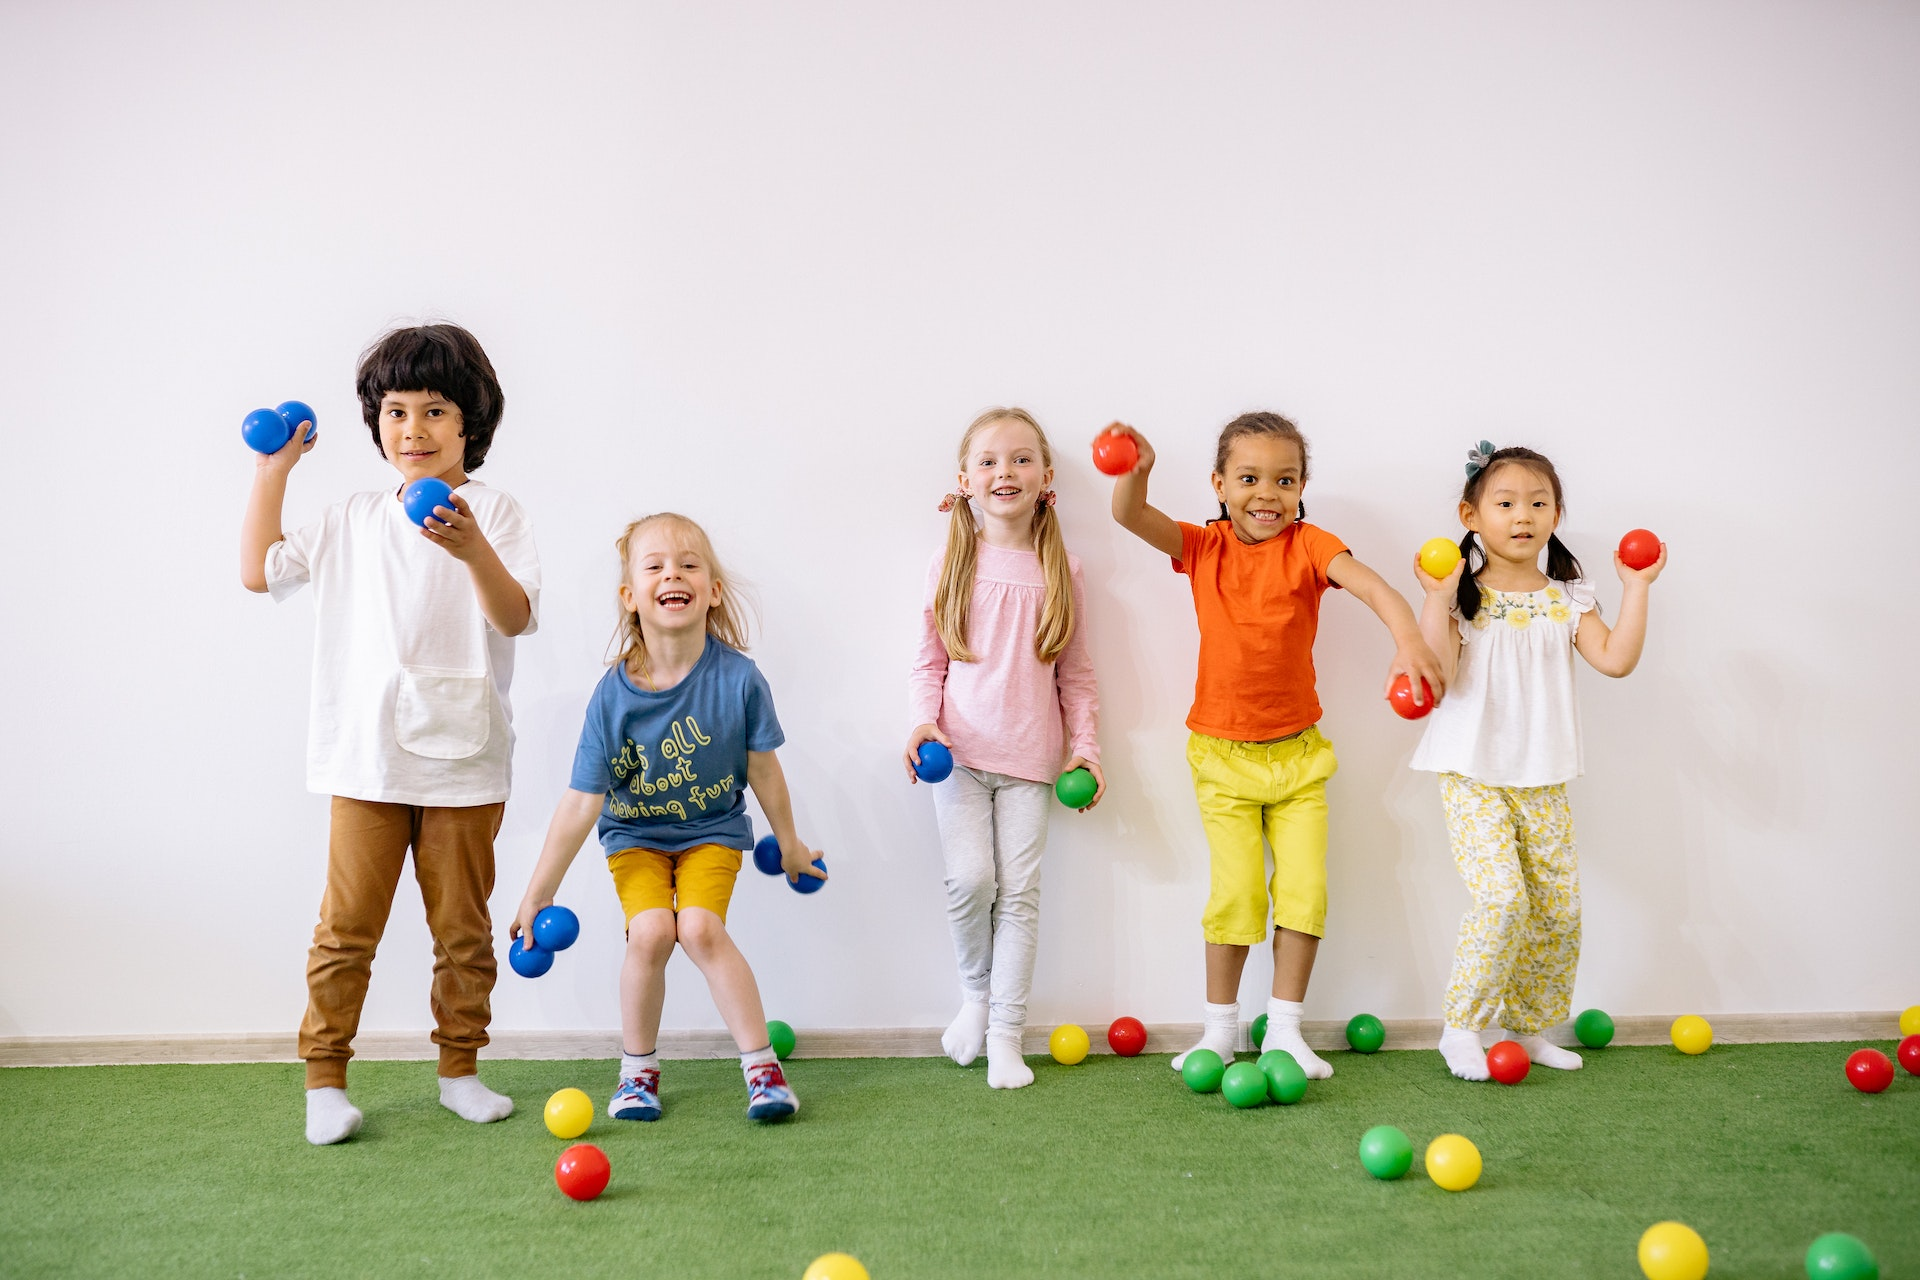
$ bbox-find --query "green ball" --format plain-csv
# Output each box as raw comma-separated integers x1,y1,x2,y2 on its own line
1259,1049,1307,1104
1346,1013,1386,1053
1221,1061,1268,1108
766,1019,796,1060
1249,1013,1268,1052
1805,1232,1878,1280
1357,1125,1414,1180
1054,767,1098,808
1573,1008,1615,1049
1180,1048,1225,1093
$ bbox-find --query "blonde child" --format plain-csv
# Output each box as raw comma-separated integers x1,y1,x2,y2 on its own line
1107,412,1444,1079
513,513,824,1121
1410,444,1664,1080
907,407,1101,1090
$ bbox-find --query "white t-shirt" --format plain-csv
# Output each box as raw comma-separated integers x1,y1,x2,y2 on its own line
1408,579,1595,789
266,480,541,806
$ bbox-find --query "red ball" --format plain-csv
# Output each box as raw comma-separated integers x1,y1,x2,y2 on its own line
1845,1048,1895,1094
1486,1039,1531,1085
1388,674,1435,720
1898,1035,1920,1076
1618,528,1661,571
555,1143,611,1200
1092,430,1139,477
1108,1016,1147,1056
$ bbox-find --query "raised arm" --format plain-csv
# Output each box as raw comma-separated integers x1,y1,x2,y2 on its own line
511,787,605,944
239,426,313,592
1412,555,1467,688
1103,423,1183,558
1327,551,1447,705
1573,544,1666,677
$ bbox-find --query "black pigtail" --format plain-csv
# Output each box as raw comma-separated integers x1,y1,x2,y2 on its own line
1545,533,1583,584
1455,532,1483,621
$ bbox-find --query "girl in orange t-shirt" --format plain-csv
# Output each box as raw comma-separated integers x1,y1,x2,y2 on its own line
1106,412,1445,1078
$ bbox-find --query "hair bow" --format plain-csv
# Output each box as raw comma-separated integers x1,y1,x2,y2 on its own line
1465,440,1496,479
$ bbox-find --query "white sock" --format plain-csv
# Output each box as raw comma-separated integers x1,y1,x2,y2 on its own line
1440,1025,1491,1081
1262,998,1332,1080
942,998,989,1067
621,1051,658,1078
1506,1030,1583,1071
986,1028,1034,1089
1171,1002,1239,1071
439,1074,514,1123
305,1086,362,1145
740,1044,778,1080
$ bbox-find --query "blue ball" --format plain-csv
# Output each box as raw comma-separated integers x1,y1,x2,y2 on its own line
508,935,553,978
532,905,579,952
914,741,953,783
274,400,318,444
753,835,784,876
241,407,293,454
788,856,827,894
402,477,454,527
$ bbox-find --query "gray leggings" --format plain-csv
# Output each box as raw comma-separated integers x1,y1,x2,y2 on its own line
930,764,1052,1032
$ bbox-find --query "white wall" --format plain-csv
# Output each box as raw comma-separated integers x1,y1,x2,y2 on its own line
3,1,1916,1042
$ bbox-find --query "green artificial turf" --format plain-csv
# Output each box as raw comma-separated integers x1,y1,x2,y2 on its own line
1,1043,1915,1279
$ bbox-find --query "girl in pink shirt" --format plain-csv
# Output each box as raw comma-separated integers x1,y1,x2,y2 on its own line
906,407,1102,1090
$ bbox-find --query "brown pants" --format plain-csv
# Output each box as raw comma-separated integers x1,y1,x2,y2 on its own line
299,797,505,1089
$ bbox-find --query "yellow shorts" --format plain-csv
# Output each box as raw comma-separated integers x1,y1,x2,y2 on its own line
1186,727,1338,944
607,843,744,924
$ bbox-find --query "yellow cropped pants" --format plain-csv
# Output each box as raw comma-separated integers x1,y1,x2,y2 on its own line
1187,728,1337,944
1439,773,1581,1035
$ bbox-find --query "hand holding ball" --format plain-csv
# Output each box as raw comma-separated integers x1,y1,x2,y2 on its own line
1388,675,1435,720
914,741,953,783
1092,429,1139,476
402,478,454,527
1619,528,1663,571
532,905,579,952
1418,537,1462,580
1055,767,1097,809
508,935,553,978
241,401,318,453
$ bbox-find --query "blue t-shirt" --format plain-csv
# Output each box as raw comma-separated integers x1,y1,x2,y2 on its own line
569,640,785,855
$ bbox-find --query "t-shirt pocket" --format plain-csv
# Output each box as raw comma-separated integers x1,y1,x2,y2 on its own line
393,665,492,760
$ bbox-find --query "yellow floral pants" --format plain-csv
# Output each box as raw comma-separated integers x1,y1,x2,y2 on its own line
1439,773,1581,1035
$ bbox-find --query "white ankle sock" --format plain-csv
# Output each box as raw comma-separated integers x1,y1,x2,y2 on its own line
1171,1002,1239,1071
1507,1030,1583,1071
439,1074,514,1123
1439,1025,1491,1081
986,1028,1034,1089
1263,998,1331,1079
621,1051,658,1078
942,998,989,1067
305,1086,362,1145
740,1044,778,1081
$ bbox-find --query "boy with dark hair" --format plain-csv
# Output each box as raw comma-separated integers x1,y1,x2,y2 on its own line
241,323,540,1144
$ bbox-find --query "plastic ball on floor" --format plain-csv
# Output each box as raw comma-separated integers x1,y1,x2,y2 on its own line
543,1087,593,1139
1054,767,1097,809
1418,537,1462,580
1423,1134,1481,1191
1637,1221,1709,1280
1221,1061,1268,1108
753,835,784,876
508,935,553,978
1091,429,1139,477
1805,1231,1878,1280
1574,1007,1615,1048
913,741,953,783
1259,1050,1307,1104
1346,1013,1386,1053
1049,1024,1090,1065
1898,1034,1920,1076
1358,1124,1413,1180
803,1254,871,1280
1901,1005,1920,1038
1486,1040,1531,1085
402,477,454,527
554,1143,610,1201
788,856,828,895
1388,674,1435,720
1845,1048,1894,1094
1249,1013,1268,1053
1670,1015,1712,1055
532,905,579,952
767,1019,797,1060
1180,1048,1225,1093
1107,1016,1147,1057
1619,528,1663,572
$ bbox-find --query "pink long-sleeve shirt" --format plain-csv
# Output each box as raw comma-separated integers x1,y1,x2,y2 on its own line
907,542,1100,785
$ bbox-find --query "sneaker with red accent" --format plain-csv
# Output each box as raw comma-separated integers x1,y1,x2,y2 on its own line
745,1061,797,1121
609,1070,661,1121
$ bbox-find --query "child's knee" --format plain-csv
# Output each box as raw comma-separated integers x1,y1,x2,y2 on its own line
673,907,728,958
625,910,677,960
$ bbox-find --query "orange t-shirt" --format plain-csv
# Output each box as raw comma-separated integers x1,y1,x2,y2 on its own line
1172,519,1350,741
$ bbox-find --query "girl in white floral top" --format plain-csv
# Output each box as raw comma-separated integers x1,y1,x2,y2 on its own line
1409,445,1666,1081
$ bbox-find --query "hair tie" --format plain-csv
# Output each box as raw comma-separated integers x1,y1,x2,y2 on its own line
1465,439,1496,479
938,492,962,513
1039,489,1057,509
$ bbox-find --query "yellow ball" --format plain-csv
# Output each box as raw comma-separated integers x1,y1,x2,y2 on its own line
1423,1133,1482,1191
1637,1221,1709,1280
1901,1005,1920,1037
1049,1023,1090,1065
803,1253,870,1280
1670,1015,1713,1055
543,1087,594,1140
1419,536,1463,580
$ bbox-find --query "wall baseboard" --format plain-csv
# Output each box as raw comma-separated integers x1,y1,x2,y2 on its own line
0,1011,1900,1068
